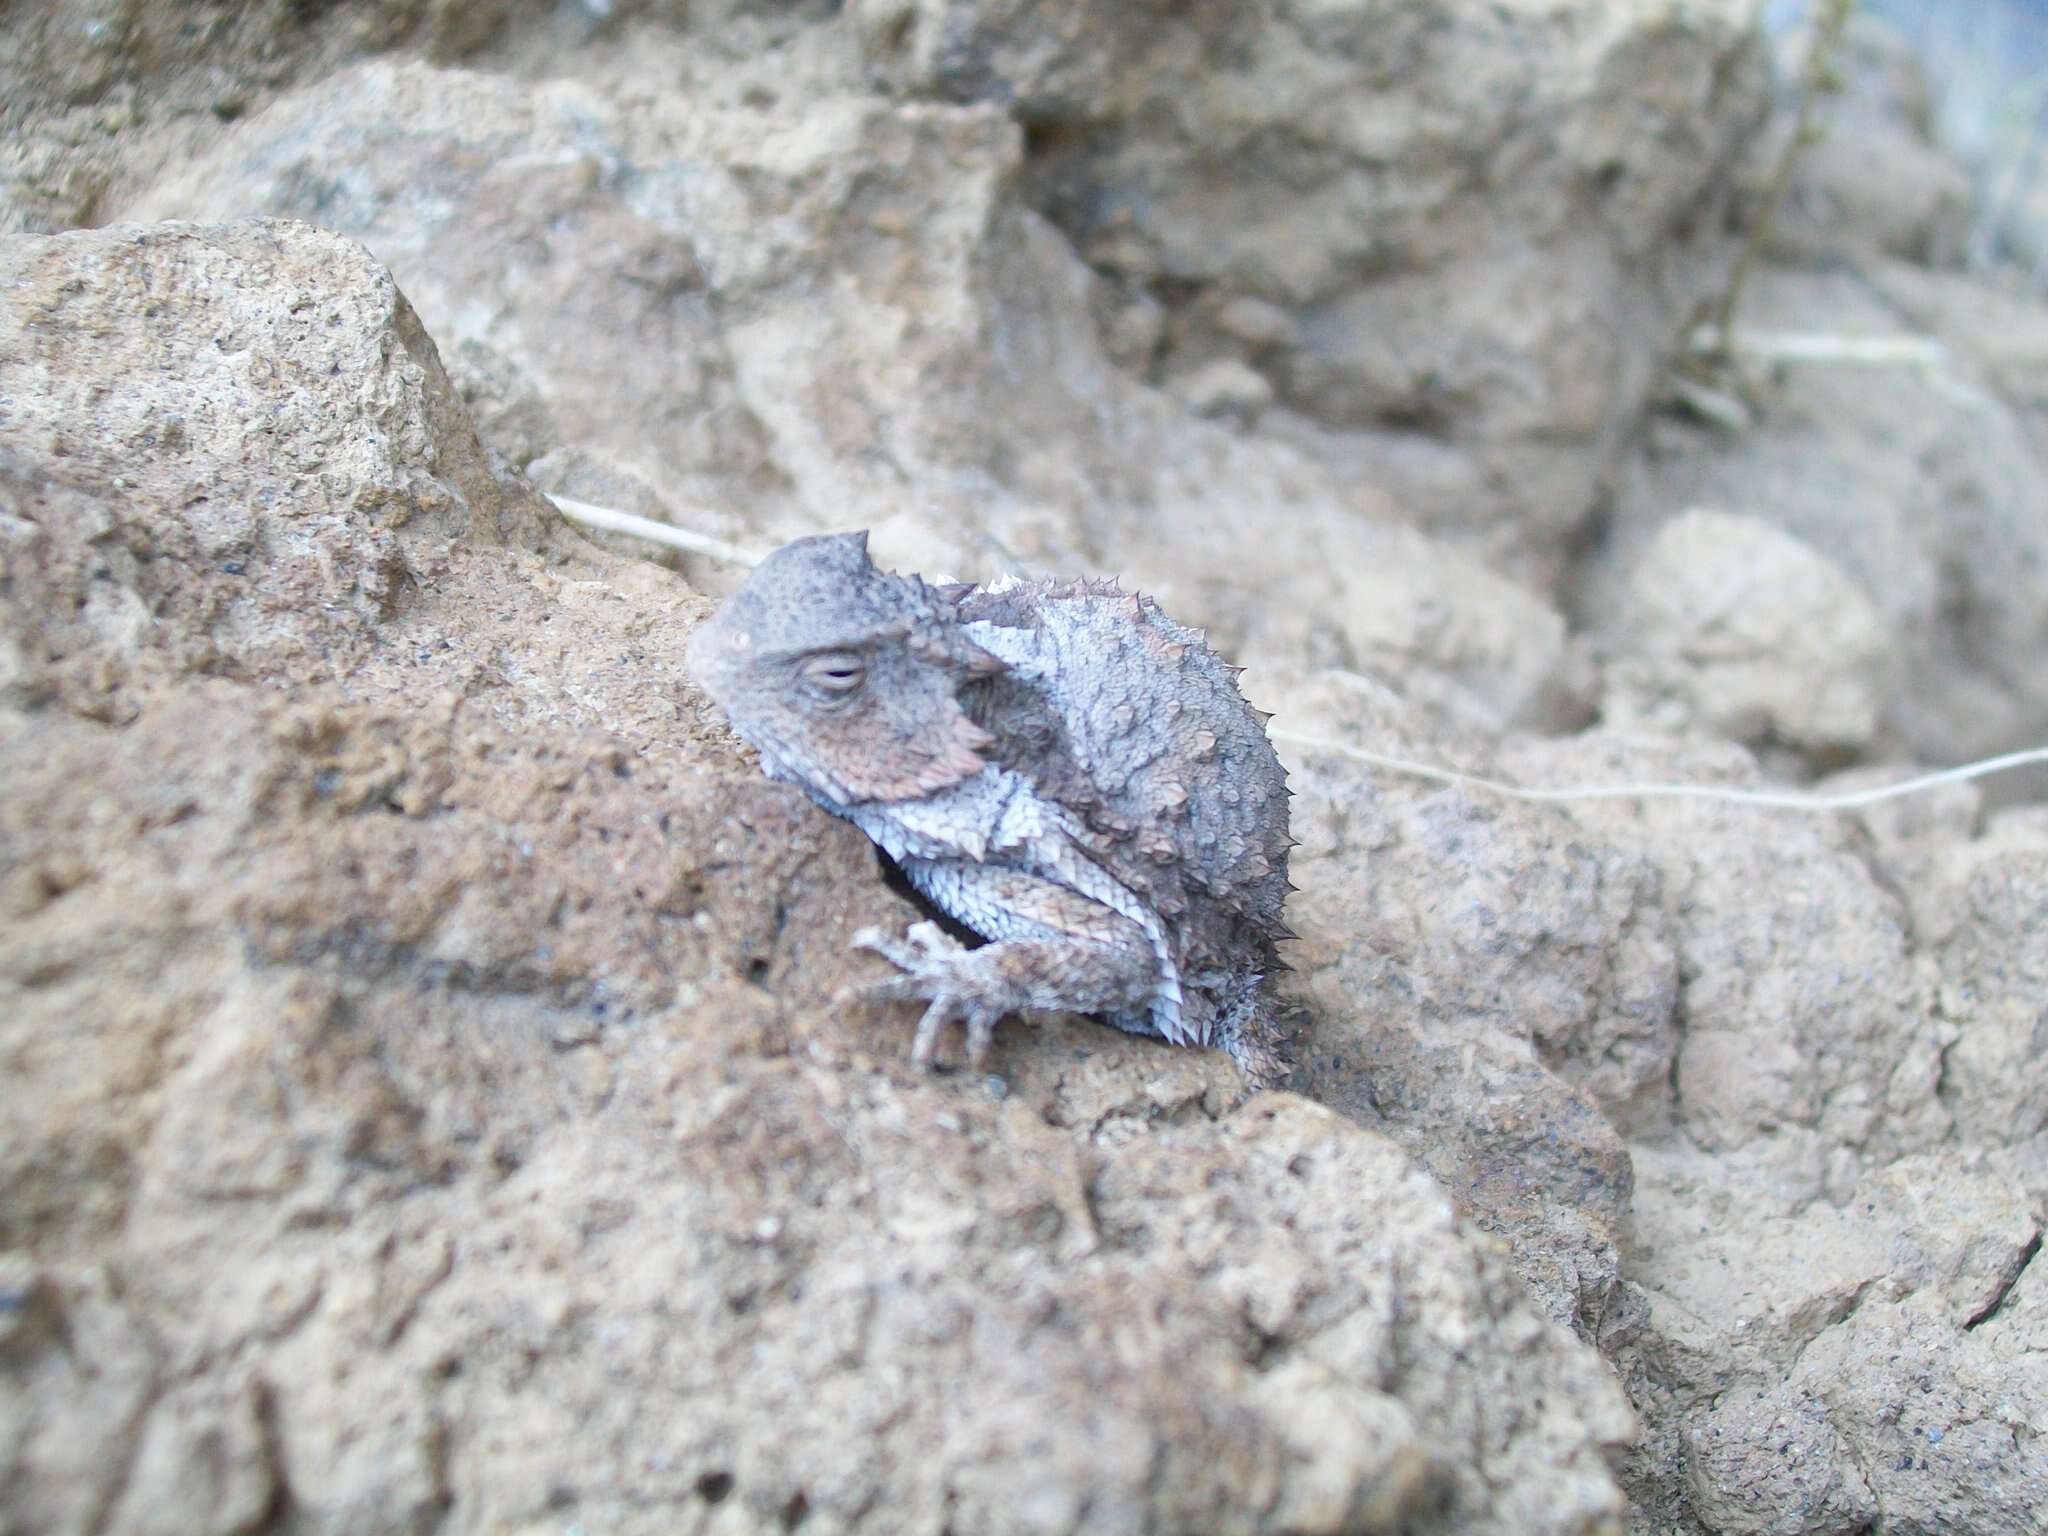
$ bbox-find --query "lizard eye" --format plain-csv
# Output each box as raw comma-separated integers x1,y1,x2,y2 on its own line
800,652,867,699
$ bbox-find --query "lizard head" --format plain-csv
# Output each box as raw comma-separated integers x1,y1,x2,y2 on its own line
686,531,1006,806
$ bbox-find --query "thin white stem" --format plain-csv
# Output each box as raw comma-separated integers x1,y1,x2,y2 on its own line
1270,730,2048,813
1688,328,1950,367
550,494,765,566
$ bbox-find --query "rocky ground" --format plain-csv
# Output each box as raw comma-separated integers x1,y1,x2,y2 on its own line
2,3,2045,1533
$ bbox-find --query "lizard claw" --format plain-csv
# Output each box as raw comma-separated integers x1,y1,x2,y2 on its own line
849,922,1005,1069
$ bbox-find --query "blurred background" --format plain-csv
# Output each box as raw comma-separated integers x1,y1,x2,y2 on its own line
1814,0,2048,278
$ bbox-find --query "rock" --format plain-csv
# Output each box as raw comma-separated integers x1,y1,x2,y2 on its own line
0,1265,163,1536
1758,15,1973,268
126,61,794,548
1599,508,1893,759
1921,809,2048,1153
1635,1143,2047,1536
1599,261,2048,767
0,219,1636,1536
1213,296,1297,352
1502,732,1948,1164
1868,257,2048,433
1264,681,2046,1536
445,338,564,476
0,0,548,235
0,219,556,725
104,1374,278,1536
0,699,1642,1533
1682,1385,1879,1536
124,54,1575,730
1782,1285,2048,1535
1271,672,1677,1342
1837,762,1984,944
860,0,1770,579
1167,357,1276,424
1506,727,2044,1532
1581,0,2046,778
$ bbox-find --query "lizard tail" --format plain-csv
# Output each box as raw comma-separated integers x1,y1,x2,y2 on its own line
1214,971,1299,1092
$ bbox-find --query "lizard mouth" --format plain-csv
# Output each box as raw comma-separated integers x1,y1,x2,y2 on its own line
741,716,992,809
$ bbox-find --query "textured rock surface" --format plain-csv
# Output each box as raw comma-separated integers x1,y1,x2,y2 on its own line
1497,733,2048,1535
1599,509,1893,759
1757,15,1973,269
1587,0,2048,779
1271,672,1672,1348
1270,688,2048,1533
0,219,1638,1536
0,0,552,235
858,0,1769,579
123,53,1574,729
1592,262,2048,768
3,4,2048,1534
1573,18,2048,780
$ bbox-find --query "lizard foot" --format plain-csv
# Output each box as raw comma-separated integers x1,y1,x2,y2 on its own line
849,921,1010,1069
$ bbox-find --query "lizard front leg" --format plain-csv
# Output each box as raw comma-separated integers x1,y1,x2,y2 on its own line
850,863,1162,1069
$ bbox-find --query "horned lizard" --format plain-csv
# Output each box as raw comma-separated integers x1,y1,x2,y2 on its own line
687,532,1295,1085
